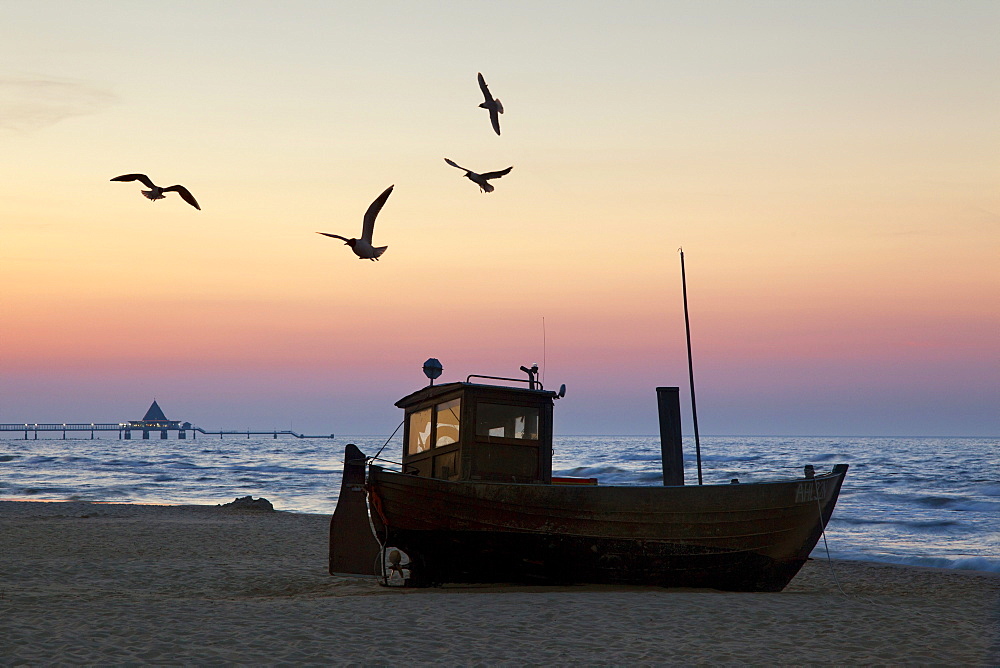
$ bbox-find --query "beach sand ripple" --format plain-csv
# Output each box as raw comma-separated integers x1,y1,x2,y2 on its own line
1,500,997,665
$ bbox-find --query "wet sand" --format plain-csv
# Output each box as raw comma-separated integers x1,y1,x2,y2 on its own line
1,500,997,665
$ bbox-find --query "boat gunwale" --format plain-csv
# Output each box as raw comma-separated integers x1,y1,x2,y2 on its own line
369,462,845,488
367,464,847,547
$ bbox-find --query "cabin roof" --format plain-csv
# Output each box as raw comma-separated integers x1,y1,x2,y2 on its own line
395,382,558,410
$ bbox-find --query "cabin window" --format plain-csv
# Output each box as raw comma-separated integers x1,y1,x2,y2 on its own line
476,403,539,440
435,398,461,447
407,408,432,454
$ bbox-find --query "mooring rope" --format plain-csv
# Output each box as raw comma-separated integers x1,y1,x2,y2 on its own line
372,419,405,461
815,484,849,598
813,475,885,606
367,486,390,585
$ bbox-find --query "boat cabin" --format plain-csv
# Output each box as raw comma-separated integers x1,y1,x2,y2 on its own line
394,374,558,484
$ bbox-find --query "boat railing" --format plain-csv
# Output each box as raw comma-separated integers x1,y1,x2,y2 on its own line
465,374,544,390
366,454,413,474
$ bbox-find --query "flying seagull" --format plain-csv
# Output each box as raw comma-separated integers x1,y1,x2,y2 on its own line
317,185,394,261
477,72,503,136
444,158,512,193
110,174,200,210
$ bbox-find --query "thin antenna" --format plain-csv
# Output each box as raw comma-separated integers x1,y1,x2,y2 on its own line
679,247,703,485
542,316,547,383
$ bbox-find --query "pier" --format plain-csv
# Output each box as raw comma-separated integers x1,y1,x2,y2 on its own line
0,400,334,440
0,424,334,439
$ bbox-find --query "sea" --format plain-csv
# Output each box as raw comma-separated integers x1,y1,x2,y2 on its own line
1,433,997,573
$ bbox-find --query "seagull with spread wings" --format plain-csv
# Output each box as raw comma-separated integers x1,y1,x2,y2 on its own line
477,72,504,136
110,173,201,210
316,185,394,261
444,158,512,193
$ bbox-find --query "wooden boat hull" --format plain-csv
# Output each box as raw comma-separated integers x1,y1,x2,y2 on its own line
366,464,848,591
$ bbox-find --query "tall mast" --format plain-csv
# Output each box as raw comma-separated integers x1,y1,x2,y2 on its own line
679,248,703,485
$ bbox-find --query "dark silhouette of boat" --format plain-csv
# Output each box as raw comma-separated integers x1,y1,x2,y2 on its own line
330,364,847,592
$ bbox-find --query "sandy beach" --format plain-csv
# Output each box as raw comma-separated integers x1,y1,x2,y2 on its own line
1,500,997,666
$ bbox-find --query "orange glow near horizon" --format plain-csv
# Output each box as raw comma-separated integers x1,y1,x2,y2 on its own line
1,3,998,436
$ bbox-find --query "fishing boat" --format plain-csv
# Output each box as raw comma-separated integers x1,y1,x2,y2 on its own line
329,361,848,592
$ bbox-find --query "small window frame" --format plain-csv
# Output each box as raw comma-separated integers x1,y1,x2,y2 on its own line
474,401,541,443
405,396,463,457
434,398,462,448
406,407,433,455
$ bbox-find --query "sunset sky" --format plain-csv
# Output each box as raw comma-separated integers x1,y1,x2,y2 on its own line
2,1,997,437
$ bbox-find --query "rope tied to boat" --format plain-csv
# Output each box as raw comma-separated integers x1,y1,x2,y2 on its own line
810,475,888,608
367,484,394,585
372,418,404,461
814,476,848,598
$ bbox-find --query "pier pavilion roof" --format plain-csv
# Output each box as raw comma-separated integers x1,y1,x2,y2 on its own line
143,400,168,422
128,400,180,429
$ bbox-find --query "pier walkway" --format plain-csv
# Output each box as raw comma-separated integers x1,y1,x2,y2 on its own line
1,400,334,440
0,424,334,440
